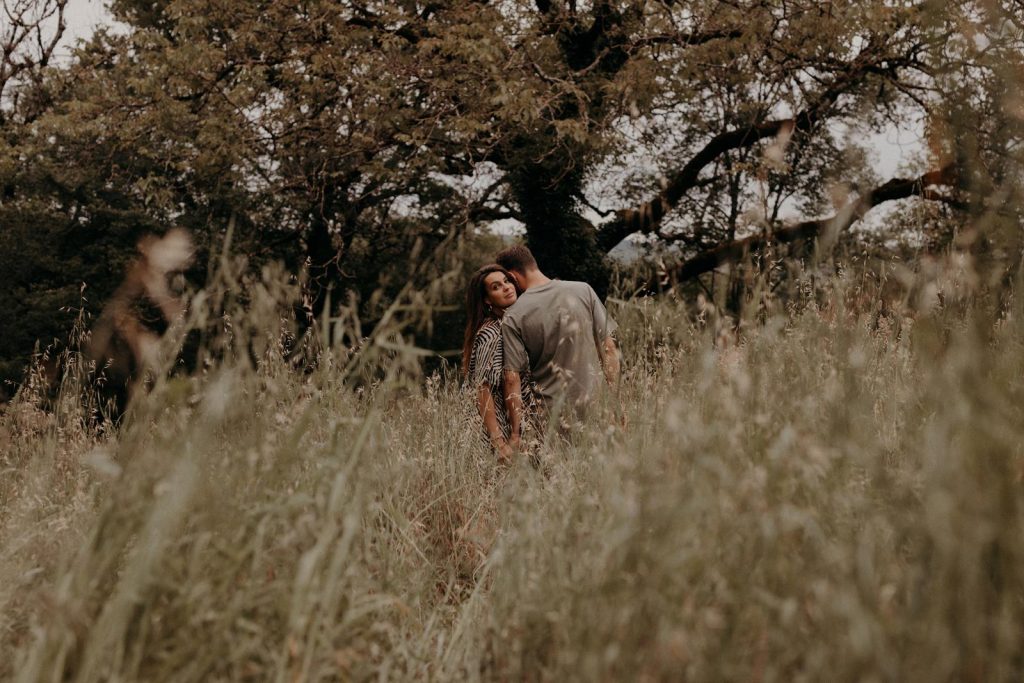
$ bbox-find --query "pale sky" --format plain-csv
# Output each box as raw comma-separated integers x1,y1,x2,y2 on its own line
56,0,117,57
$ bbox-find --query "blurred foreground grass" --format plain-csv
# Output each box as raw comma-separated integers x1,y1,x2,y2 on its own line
2,269,1024,682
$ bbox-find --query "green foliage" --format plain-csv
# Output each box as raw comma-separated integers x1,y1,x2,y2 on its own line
3,0,1023,399
0,1,505,394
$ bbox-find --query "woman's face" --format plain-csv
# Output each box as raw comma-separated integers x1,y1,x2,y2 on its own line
483,271,517,311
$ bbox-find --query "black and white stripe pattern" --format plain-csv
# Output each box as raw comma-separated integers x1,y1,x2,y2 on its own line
467,318,537,443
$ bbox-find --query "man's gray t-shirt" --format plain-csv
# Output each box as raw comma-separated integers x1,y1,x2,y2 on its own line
500,280,617,414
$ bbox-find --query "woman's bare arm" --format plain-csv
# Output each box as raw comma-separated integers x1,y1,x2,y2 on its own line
477,385,511,459
476,385,504,444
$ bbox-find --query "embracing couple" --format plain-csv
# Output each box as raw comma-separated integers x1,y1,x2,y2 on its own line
461,245,620,462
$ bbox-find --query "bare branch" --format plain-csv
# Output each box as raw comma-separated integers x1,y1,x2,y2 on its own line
469,206,520,223
631,28,745,50
661,165,960,286
0,0,68,108
597,22,933,251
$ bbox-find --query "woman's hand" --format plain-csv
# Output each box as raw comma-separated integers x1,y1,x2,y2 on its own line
495,439,514,464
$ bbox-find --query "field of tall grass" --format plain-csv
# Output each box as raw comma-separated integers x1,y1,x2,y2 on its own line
2,259,1024,681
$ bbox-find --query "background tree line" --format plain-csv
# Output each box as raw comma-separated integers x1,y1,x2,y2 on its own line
2,0,1022,400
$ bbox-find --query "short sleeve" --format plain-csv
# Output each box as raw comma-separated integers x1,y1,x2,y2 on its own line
470,325,503,389
589,285,618,342
501,315,530,372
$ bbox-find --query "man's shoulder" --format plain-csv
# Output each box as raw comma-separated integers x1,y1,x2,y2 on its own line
502,298,524,316
552,279,597,301
505,287,546,314
499,305,522,330
501,286,551,329
557,279,594,292
511,280,595,315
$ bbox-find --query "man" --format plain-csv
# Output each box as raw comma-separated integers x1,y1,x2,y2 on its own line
496,245,620,440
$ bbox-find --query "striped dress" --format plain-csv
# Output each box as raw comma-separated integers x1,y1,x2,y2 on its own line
467,318,537,443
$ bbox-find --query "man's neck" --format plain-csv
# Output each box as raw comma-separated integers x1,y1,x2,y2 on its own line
517,269,551,290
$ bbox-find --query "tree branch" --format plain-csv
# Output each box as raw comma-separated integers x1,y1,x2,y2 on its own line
631,28,745,50
0,0,68,106
597,39,926,251
346,6,425,45
661,165,960,286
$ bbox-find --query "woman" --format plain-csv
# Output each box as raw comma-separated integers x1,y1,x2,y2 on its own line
462,264,534,461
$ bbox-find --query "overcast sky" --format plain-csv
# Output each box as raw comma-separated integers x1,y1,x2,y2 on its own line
57,0,118,56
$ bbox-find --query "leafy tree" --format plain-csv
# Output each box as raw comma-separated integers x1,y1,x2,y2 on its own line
383,0,970,290
3,0,1021,397
1,0,492,393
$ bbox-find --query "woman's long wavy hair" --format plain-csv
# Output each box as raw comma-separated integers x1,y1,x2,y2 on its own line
462,264,520,375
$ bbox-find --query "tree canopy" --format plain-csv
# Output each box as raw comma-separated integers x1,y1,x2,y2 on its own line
2,0,1022,397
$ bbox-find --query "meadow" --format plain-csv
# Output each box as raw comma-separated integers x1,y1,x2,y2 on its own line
2,262,1024,682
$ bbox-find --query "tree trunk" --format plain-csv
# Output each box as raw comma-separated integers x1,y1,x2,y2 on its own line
506,157,610,298
305,209,337,320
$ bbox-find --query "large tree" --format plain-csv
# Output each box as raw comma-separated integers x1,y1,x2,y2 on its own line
274,0,1004,294
1,0,494,392
386,0,970,290
3,0,1020,394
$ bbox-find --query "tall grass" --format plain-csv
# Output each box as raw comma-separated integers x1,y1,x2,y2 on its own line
2,261,1024,681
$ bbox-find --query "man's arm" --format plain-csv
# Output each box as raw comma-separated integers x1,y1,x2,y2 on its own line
503,370,523,448
599,335,626,429
586,284,619,387
598,336,620,386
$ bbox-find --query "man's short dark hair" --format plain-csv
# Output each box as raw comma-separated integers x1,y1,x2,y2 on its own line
495,245,537,273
